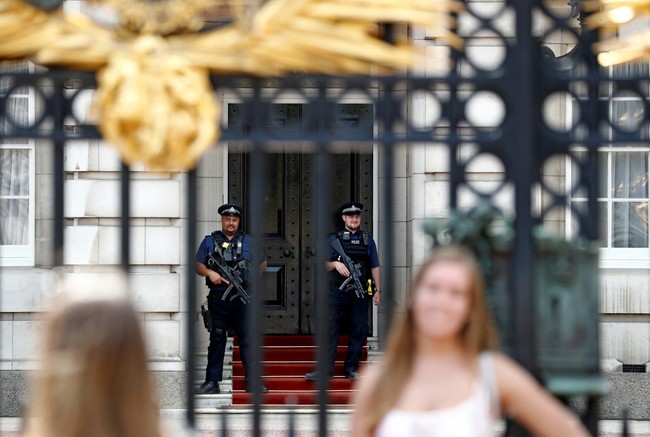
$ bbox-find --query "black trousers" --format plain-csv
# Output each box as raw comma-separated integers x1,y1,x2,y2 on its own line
205,291,252,383
327,289,370,374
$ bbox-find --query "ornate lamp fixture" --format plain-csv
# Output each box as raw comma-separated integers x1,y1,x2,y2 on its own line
0,0,462,170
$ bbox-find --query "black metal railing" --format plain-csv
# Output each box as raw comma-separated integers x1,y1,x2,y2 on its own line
2,1,649,435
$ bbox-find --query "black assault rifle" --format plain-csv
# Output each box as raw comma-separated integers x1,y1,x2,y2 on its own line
207,250,252,304
330,238,365,298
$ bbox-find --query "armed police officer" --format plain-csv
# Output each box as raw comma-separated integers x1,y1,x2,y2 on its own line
305,202,381,382
195,203,268,394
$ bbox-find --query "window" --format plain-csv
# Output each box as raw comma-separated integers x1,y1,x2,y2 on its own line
598,149,648,250
570,63,650,268
0,62,35,266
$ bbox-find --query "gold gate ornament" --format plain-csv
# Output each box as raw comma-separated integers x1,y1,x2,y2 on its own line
0,0,462,170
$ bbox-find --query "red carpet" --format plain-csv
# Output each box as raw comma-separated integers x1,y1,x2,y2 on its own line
231,335,367,406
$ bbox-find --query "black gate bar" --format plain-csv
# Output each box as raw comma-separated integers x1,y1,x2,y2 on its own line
185,168,198,427
120,162,130,271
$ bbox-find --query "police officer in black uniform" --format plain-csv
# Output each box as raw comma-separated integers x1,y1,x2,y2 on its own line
195,203,268,394
305,202,381,381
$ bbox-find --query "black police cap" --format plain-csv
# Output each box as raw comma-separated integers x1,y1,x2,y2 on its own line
340,202,363,215
218,203,243,217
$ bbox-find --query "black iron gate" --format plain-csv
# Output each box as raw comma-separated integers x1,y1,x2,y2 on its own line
1,1,648,436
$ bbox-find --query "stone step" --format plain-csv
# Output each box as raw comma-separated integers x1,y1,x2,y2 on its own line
195,393,232,408
164,410,507,435
191,407,354,433
162,414,644,436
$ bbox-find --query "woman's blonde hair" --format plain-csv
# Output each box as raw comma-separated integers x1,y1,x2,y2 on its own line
363,245,500,434
24,280,161,437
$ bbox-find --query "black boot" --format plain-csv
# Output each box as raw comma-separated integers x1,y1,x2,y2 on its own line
195,380,220,394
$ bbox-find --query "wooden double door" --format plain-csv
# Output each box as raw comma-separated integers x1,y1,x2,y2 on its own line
228,103,373,334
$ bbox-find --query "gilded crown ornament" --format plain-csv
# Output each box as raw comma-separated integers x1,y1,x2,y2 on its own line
0,0,462,171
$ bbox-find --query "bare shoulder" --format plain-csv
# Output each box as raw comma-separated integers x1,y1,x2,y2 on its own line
489,352,546,405
491,351,520,370
491,352,534,385
490,353,589,437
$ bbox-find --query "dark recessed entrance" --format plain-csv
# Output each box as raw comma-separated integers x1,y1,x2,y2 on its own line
228,103,373,333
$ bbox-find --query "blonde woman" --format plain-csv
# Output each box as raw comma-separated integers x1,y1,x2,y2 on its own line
23,281,163,437
352,246,589,437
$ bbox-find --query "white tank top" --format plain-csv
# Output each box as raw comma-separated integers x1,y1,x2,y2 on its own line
374,352,499,437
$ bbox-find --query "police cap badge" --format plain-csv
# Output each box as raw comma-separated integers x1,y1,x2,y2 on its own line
340,202,363,215
218,203,243,217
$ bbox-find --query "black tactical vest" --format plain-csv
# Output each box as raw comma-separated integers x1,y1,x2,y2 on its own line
211,231,244,263
207,230,247,288
331,230,371,287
